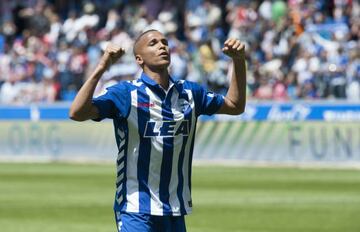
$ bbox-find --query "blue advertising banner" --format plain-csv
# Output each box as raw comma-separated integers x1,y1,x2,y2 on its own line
201,102,360,122
0,102,360,121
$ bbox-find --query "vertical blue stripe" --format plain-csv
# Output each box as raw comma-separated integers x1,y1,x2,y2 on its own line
160,88,174,214
188,117,196,195
137,87,151,213
177,102,192,215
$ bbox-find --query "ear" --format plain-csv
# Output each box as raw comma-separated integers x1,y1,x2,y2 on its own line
135,55,144,66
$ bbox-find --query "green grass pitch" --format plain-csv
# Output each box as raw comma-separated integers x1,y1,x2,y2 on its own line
1,163,360,232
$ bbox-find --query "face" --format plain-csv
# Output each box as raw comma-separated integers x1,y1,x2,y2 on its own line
134,31,171,69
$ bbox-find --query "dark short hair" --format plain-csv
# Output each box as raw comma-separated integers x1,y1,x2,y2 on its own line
133,29,160,56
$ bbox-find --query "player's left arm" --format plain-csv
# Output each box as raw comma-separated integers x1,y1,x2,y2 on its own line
217,39,246,115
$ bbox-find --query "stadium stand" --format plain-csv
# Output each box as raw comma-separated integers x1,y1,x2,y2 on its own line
0,0,358,104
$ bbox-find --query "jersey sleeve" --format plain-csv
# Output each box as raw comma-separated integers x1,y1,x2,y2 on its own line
189,82,225,116
92,83,130,121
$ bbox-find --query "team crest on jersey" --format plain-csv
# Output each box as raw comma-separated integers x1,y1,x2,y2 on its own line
144,120,189,137
178,99,190,112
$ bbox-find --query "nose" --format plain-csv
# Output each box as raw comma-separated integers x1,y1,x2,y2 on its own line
159,41,167,49
159,43,166,50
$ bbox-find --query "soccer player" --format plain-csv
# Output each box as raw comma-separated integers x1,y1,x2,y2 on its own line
69,29,246,232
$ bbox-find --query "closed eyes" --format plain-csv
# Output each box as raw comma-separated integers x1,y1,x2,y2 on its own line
148,39,168,46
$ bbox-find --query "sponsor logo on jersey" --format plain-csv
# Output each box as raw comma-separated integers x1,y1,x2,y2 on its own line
144,120,189,137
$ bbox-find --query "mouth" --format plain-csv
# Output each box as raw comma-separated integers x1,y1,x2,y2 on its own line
159,51,169,57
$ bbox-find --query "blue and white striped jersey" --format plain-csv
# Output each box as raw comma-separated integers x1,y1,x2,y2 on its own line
92,73,224,216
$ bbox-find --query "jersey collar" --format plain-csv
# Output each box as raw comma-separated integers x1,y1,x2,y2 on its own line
140,72,189,100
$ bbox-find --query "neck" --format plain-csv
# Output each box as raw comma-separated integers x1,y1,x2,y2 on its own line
143,66,169,89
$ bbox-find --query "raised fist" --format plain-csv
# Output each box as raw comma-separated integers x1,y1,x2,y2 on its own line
100,43,126,70
222,39,245,60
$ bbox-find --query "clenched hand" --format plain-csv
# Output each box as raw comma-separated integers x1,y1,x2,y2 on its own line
222,39,245,60
99,43,126,70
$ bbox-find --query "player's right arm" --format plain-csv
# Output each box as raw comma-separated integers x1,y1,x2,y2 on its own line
69,44,125,121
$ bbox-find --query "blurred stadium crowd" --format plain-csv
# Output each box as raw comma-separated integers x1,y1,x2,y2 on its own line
0,0,359,104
